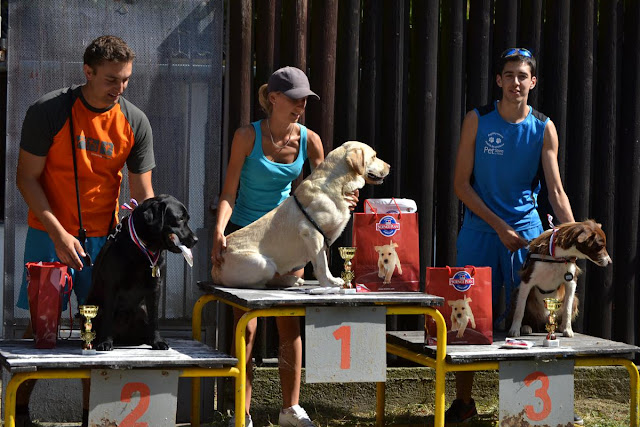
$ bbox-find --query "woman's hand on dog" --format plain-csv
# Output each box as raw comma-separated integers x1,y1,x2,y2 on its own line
497,225,528,252
211,231,227,266
52,229,86,270
345,189,359,211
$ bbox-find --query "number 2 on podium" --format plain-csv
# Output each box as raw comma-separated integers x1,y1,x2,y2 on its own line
120,382,150,427
333,325,351,370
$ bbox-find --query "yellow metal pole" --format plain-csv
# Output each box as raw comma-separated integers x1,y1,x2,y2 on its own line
4,370,91,427
426,307,447,427
234,308,304,427
575,358,639,427
191,294,217,426
376,382,385,426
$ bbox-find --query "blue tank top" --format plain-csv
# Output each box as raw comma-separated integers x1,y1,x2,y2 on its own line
231,120,308,226
462,101,547,232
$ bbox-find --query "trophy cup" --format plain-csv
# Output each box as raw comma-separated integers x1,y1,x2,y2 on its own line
338,247,357,294
543,298,562,347
79,305,99,355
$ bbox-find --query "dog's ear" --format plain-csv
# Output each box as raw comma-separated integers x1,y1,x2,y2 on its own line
576,226,590,243
142,200,166,233
466,296,472,303
448,300,454,307
374,245,381,252
346,147,366,175
392,242,398,248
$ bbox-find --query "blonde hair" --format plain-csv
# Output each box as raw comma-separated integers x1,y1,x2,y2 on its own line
258,84,273,116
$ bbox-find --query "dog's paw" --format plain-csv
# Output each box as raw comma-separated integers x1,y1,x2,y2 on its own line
563,328,574,338
152,339,170,350
521,325,533,335
508,327,521,337
322,277,344,287
95,339,114,351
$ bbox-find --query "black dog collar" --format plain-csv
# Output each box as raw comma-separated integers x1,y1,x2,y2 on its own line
293,194,330,249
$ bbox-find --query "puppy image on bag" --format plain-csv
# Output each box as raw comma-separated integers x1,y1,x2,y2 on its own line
375,240,403,284
448,296,476,338
425,266,493,345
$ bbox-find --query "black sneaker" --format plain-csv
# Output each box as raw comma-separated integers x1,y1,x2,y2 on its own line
574,413,584,425
445,398,478,423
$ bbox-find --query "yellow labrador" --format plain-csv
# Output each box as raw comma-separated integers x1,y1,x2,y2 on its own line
212,141,390,288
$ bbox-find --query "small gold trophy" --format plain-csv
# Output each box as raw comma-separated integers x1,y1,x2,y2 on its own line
79,305,99,355
338,247,357,294
543,298,562,347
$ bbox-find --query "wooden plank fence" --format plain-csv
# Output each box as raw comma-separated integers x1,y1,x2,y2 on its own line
218,0,639,353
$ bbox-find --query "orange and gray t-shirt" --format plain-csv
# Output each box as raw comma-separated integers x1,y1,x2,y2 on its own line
20,85,155,237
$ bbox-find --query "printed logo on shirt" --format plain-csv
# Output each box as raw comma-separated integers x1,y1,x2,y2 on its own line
449,271,474,292
483,132,504,156
76,135,114,159
376,215,400,237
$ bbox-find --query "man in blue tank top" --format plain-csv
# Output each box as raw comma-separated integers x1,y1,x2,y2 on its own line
447,48,579,424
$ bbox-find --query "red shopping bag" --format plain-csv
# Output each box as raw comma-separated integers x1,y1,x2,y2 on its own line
26,262,73,349
424,266,492,345
352,200,420,291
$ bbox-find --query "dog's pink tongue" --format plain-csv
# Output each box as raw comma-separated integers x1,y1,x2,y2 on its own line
170,234,194,267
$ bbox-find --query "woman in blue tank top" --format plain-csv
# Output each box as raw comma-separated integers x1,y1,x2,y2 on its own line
448,50,577,424
210,67,356,427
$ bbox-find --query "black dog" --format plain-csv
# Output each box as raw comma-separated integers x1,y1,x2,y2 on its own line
86,194,198,351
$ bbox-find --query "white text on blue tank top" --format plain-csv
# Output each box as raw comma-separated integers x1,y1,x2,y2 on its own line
483,132,505,156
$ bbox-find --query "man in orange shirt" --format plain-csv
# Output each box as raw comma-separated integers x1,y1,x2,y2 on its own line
15,35,155,427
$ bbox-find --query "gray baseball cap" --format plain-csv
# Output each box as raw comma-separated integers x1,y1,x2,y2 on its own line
267,66,320,100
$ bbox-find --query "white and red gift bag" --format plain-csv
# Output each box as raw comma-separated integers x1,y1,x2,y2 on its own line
352,199,420,292
424,266,493,345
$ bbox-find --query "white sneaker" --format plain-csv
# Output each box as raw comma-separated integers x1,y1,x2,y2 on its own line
228,413,253,427
278,404,315,427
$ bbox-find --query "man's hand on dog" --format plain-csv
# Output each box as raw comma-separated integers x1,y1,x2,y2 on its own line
52,229,86,270
345,189,359,211
497,224,528,252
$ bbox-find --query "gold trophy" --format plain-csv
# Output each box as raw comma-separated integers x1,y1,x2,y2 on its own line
338,247,357,294
79,305,99,355
543,298,562,347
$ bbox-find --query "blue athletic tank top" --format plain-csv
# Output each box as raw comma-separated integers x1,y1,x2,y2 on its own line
462,101,548,232
231,120,308,226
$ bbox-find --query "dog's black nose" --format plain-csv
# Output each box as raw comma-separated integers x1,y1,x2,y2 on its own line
383,259,388,264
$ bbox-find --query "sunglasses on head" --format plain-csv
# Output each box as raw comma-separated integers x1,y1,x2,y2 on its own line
501,48,533,58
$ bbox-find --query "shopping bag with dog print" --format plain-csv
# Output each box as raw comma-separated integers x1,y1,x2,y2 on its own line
351,199,420,292
424,266,492,345
26,262,73,349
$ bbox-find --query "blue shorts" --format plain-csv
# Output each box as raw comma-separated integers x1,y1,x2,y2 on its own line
456,225,543,310
17,227,107,311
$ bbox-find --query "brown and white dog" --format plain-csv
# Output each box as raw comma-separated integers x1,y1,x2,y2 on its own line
508,220,612,338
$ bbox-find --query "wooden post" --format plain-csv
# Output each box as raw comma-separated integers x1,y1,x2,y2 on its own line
566,0,595,332
615,0,640,346
254,0,277,120
436,0,464,266
357,0,382,201
227,0,252,147
467,0,491,111
589,0,619,339
410,0,439,284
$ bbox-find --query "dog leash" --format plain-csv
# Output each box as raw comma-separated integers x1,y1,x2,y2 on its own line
293,194,330,249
